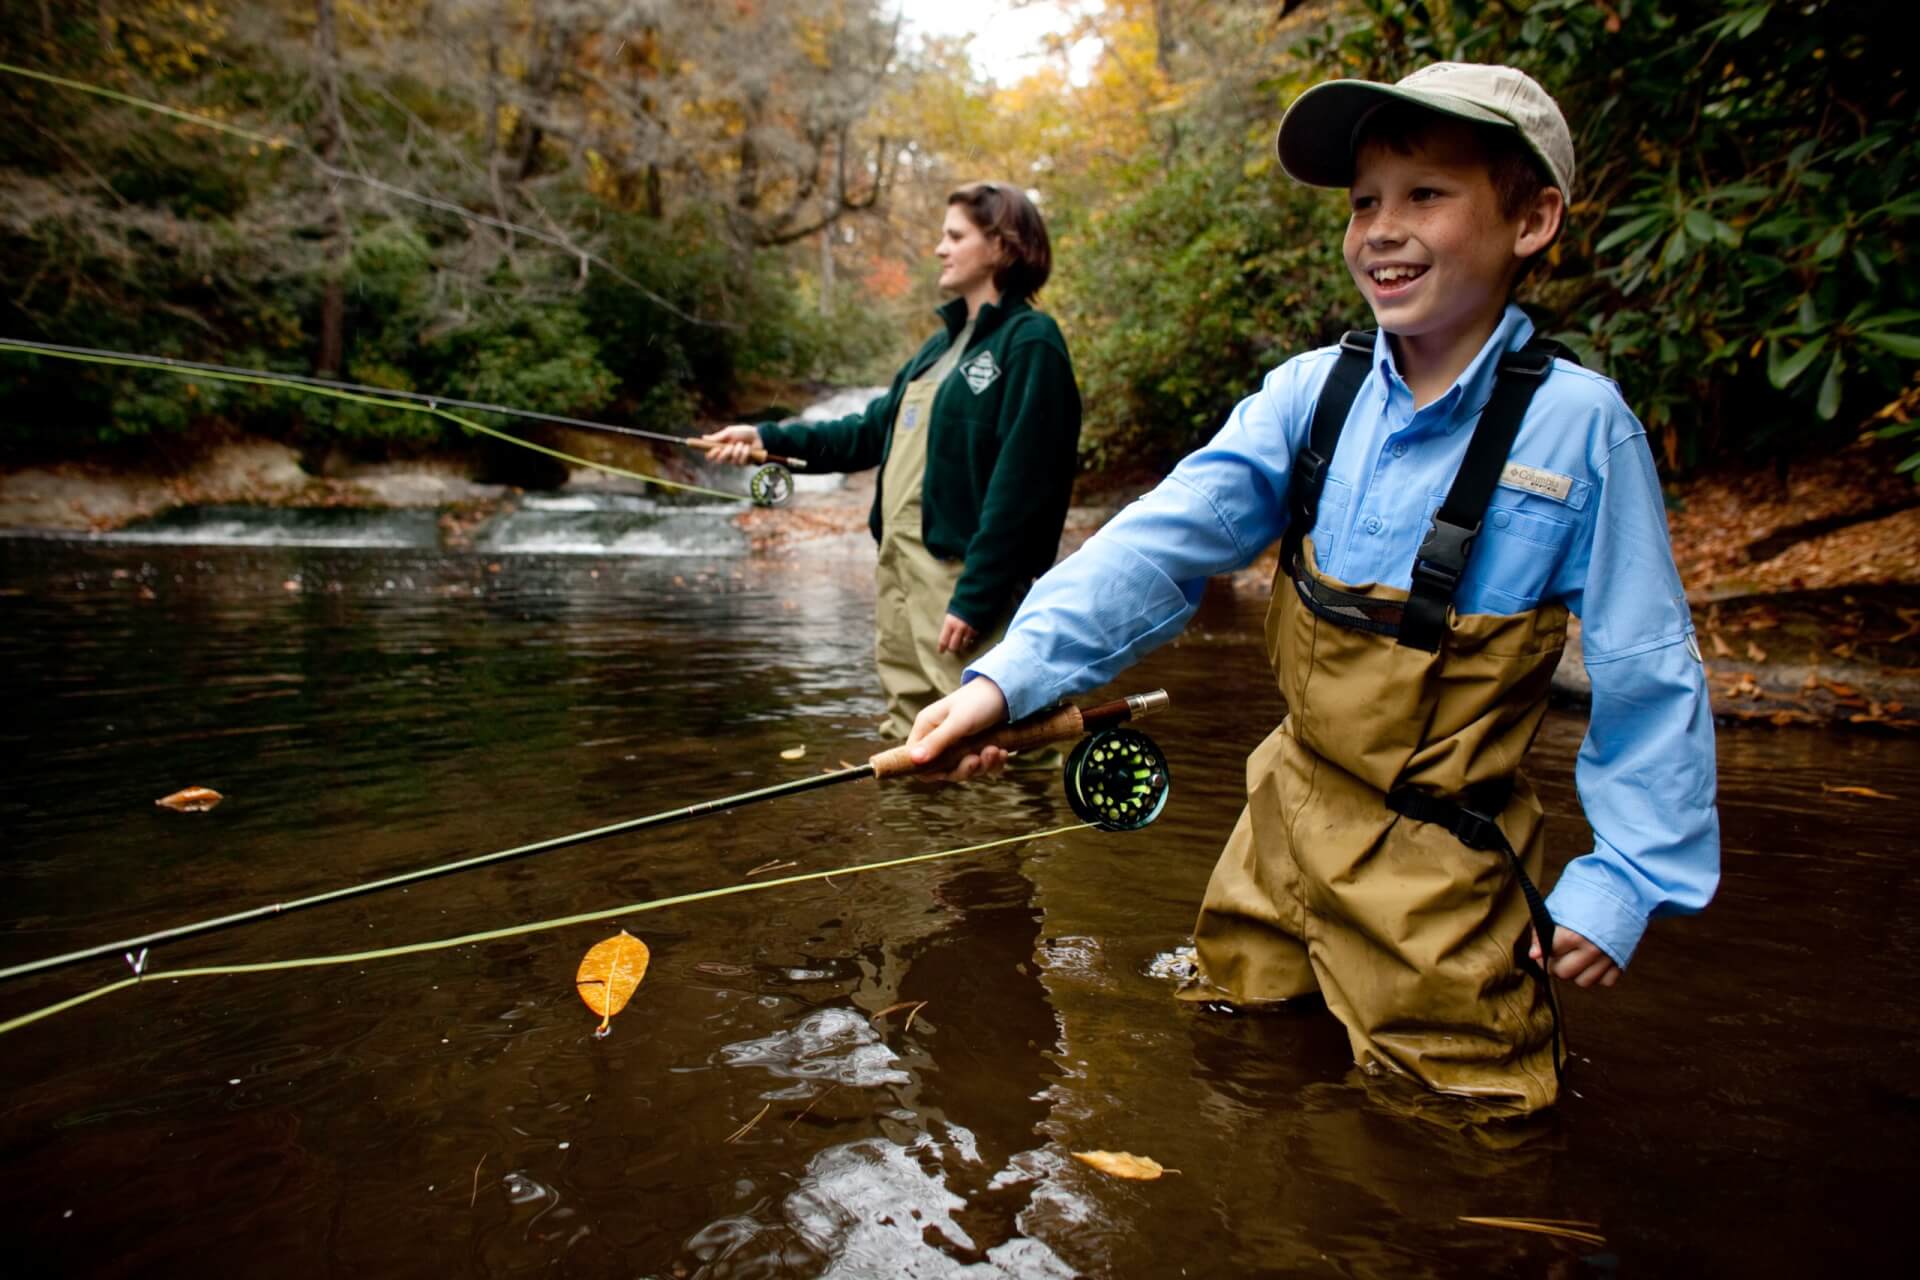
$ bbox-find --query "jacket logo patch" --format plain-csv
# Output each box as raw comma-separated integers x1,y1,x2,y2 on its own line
1498,462,1574,503
960,350,1000,394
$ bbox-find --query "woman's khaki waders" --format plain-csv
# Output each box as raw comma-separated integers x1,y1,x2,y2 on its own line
1182,538,1568,1113
873,329,1010,740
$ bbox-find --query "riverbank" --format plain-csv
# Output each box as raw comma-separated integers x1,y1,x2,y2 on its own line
3,432,1916,729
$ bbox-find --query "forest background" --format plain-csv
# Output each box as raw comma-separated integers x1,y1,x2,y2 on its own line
0,0,1914,486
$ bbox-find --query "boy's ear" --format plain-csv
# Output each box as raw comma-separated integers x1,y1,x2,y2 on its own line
1514,186,1565,261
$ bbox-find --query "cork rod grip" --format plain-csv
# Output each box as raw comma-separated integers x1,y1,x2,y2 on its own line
867,704,1088,779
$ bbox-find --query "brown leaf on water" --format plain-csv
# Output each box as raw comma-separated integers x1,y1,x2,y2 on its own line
1072,1150,1174,1180
780,745,806,760
1709,631,1733,658
1822,784,1899,800
576,931,650,1037
155,786,223,812
1820,680,1859,697
1460,1216,1606,1247
1745,639,1769,662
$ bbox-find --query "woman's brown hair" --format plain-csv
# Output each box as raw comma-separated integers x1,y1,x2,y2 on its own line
947,182,1052,300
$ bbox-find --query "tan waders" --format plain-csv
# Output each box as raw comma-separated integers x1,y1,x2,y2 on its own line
873,316,1010,740
1182,332,1571,1114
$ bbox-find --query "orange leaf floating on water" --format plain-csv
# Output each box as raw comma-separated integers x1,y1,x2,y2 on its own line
1072,1150,1175,1180
576,930,650,1038
155,786,223,812
779,745,806,760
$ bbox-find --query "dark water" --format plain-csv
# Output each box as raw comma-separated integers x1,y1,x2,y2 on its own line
2,537,1917,1277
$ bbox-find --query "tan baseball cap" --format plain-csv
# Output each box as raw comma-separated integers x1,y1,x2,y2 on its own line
1275,62,1575,196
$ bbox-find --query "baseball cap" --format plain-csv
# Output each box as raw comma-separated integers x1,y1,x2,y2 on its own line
1275,62,1575,196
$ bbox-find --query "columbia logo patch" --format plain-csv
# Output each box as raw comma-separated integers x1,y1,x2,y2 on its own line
960,350,1000,394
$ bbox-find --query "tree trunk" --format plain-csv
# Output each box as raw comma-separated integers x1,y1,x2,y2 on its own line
313,0,347,378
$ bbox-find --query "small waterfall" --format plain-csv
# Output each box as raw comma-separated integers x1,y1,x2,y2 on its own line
93,504,444,550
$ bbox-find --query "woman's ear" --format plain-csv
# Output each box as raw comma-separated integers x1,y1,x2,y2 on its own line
1514,186,1565,260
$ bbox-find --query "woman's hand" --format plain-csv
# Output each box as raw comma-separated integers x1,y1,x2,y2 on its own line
906,677,1009,780
937,612,979,655
694,425,763,467
1528,926,1622,988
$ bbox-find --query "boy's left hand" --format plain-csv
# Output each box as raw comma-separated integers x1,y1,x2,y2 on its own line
1529,926,1622,988
937,613,979,654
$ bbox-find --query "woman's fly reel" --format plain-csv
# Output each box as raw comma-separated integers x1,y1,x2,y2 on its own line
749,463,794,507
1063,727,1169,831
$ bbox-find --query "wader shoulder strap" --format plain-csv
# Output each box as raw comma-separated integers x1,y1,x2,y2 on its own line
1282,330,1376,570
1398,341,1564,652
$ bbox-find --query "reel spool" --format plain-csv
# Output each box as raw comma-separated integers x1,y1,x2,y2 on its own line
1063,727,1170,831
749,463,794,507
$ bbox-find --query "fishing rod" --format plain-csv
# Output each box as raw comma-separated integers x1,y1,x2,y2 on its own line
0,692,1172,987
0,337,798,507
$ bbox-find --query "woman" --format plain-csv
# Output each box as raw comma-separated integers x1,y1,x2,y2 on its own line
701,183,1082,739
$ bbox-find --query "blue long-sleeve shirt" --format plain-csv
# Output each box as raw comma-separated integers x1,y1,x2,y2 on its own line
970,307,1719,967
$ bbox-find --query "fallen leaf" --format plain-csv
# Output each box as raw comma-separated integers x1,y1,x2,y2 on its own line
780,745,806,760
155,786,223,812
1745,640,1769,662
1460,1216,1606,1247
1822,784,1899,800
1709,631,1733,658
576,930,650,1037
1819,680,1858,697
1072,1150,1174,1180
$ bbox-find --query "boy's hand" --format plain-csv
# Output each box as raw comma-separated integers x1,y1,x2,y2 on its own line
1529,926,1621,988
906,677,1009,780
694,425,763,467
937,612,979,654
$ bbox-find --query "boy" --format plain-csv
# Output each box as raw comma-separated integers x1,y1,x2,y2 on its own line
905,63,1719,1114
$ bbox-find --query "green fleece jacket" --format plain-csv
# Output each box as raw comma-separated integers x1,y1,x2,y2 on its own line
759,295,1082,628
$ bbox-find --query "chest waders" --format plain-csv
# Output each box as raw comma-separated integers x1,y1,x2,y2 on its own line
1183,332,1573,1115
873,318,1011,739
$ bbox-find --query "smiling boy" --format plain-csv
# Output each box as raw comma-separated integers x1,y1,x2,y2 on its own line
906,64,1719,1114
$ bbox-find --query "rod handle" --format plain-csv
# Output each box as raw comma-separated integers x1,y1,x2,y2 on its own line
865,689,1169,779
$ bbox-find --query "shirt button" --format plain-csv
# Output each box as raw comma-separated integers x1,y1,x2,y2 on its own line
1364,516,1383,535
1391,443,1407,458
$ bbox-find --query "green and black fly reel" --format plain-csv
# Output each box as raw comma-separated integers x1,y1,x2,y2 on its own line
1063,727,1170,831
749,463,794,507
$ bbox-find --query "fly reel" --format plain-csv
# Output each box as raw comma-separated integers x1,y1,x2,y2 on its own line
749,463,794,507
1063,727,1170,831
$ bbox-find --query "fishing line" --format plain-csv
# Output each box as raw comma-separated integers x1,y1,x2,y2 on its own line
0,337,762,505
0,823,1095,1038
0,60,725,328
0,693,1171,986
0,338,807,471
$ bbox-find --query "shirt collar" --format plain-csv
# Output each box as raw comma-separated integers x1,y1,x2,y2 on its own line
1371,305,1537,432
937,293,1027,339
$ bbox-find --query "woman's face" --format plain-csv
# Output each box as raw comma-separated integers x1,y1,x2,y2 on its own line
935,205,1002,299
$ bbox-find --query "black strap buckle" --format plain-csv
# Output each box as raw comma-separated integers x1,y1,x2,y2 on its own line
1412,517,1477,594
1498,347,1555,380
1294,447,1330,523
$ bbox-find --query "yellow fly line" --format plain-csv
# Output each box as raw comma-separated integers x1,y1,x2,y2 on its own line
0,338,749,503
0,823,1093,1038
0,61,723,326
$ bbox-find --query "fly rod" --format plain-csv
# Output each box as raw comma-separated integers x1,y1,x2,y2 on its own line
0,691,1171,985
0,338,799,506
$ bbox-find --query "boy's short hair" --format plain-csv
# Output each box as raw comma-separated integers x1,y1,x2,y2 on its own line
1349,101,1550,222
1275,62,1575,199
948,182,1052,300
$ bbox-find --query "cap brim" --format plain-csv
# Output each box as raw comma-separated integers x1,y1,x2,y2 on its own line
1275,80,1516,188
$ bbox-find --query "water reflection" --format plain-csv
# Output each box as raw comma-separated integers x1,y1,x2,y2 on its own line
1,539,1917,1277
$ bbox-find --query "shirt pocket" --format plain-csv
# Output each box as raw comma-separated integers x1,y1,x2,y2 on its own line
1305,474,1353,576
1460,495,1576,613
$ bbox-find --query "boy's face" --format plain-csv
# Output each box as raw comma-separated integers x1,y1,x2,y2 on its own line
1343,125,1556,350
